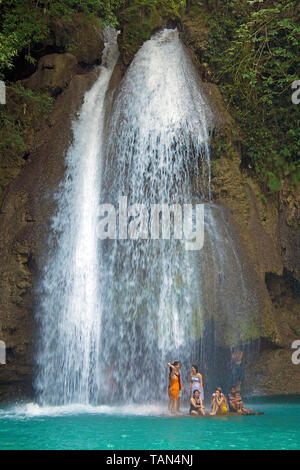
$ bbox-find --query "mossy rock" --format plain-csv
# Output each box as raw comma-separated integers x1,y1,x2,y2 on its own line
48,13,104,66
118,0,186,64
24,53,78,96
0,84,53,202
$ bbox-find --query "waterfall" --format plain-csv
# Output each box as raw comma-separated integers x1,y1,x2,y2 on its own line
35,30,119,405
35,29,259,406
99,29,213,403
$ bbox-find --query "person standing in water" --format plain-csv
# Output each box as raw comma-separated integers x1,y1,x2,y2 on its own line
167,361,184,415
230,350,245,392
188,365,204,401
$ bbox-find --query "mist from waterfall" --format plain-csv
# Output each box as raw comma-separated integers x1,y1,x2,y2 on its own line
99,29,213,402
35,29,260,406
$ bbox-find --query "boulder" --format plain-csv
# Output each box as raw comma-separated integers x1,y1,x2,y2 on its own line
48,13,104,66
24,53,78,96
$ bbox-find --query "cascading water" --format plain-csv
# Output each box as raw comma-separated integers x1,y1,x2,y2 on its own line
35,30,119,405
35,29,260,406
98,29,213,403
98,29,259,402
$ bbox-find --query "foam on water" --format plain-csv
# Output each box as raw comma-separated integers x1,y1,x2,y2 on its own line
0,402,167,419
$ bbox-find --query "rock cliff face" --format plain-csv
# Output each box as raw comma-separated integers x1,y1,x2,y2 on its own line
117,0,185,65
180,6,300,395
0,4,299,402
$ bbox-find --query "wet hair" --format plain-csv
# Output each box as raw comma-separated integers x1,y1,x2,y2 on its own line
191,365,198,373
193,390,200,397
169,362,181,390
169,362,178,380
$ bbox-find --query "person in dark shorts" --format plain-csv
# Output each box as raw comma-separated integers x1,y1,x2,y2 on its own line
230,350,245,391
228,386,241,412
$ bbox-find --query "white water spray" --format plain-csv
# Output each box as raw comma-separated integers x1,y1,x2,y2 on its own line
35,29,259,406
35,30,119,405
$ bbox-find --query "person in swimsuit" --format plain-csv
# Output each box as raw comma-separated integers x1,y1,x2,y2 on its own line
210,386,228,415
188,365,204,401
228,387,253,414
167,361,184,415
189,389,205,416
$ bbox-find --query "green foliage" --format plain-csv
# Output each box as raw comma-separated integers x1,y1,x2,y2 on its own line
203,0,300,191
1,0,298,197
0,83,53,198
0,83,53,155
0,2,48,76
0,0,127,78
118,0,186,62
0,0,128,199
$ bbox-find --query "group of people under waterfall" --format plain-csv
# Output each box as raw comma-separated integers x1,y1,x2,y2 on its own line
167,353,252,416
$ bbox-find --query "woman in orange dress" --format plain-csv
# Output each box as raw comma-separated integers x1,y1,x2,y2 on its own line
167,361,184,415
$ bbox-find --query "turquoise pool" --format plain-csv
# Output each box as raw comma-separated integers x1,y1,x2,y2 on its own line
0,397,299,450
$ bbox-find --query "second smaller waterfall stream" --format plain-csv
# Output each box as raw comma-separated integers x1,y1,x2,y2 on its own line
35,30,119,405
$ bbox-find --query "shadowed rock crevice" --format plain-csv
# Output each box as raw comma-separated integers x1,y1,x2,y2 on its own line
266,270,300,302
4,13,104,82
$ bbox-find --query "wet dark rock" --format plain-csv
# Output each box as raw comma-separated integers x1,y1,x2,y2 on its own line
23,53,78,96
117,0,185,65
